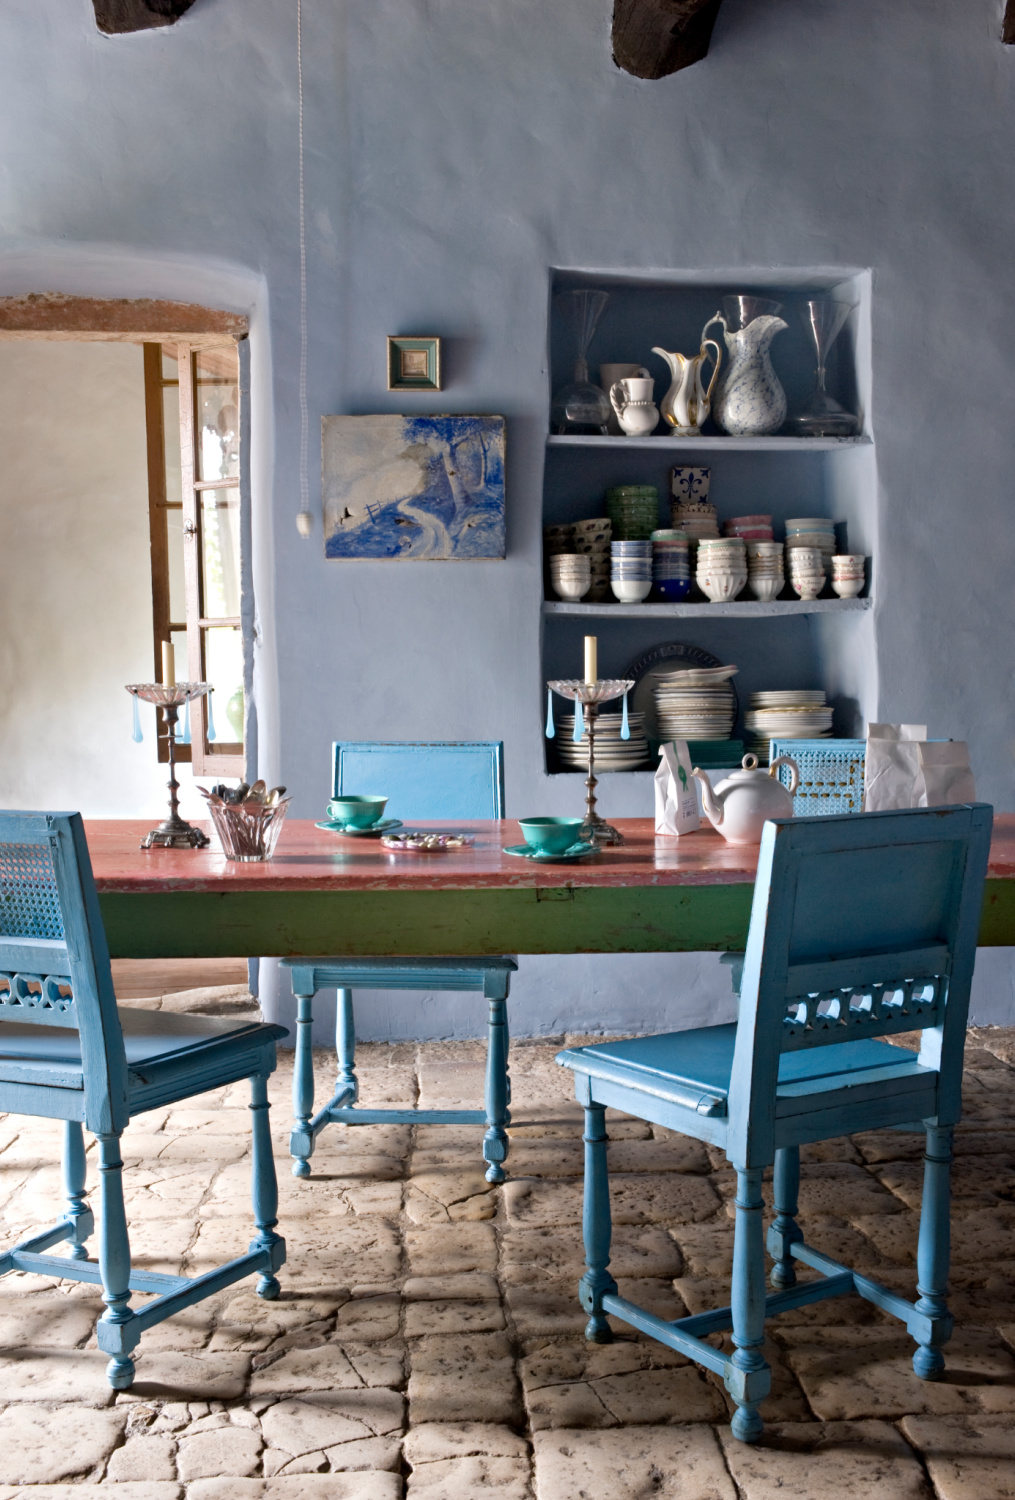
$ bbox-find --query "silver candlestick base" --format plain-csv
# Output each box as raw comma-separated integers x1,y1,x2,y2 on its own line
547,677,634,846
126,682,212,849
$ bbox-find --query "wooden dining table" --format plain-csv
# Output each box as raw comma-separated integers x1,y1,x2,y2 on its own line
88,816,1015,959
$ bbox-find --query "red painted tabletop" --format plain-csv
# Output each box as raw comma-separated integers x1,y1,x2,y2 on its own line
84,815,1015,894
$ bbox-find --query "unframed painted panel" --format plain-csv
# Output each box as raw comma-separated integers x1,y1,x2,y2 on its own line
322,413,505,560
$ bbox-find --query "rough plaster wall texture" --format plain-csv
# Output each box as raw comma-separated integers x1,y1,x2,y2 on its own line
0,341,192,818
0,0,1012,1025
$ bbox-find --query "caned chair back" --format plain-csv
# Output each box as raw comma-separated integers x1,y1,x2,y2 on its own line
332,741,505,820
0,811,128,1134
728,804,992,1163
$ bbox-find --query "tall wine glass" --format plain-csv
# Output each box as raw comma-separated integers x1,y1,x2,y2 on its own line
787,297,858,437
551,289,612,434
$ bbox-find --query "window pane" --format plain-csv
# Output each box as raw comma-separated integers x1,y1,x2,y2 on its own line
162,386,182,503
166,507,186,624
161,348,178,381
196,348,240,482
200,489,241,619
170,628,189,684
203,626,244,744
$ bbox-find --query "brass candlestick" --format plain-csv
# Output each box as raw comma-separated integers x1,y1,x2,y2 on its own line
546,677,635,846
126,682,212,849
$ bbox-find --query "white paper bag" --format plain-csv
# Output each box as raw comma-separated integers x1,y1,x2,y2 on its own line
655,741,700,835
864,725,975,810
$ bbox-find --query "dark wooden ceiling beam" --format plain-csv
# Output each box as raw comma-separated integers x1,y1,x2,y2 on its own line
613,0,723,79
92,0,196,35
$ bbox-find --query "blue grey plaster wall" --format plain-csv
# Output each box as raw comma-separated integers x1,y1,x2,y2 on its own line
1,0,1012,1033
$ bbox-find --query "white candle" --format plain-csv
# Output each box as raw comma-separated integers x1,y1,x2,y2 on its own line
162,640,176,688
584,635,598,686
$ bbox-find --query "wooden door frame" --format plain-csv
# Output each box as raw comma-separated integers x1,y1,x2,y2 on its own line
0,295,253,779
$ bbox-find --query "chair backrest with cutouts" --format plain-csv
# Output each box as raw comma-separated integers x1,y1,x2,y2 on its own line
332,741,505,821
0,811,128,1133
727,804,992,1163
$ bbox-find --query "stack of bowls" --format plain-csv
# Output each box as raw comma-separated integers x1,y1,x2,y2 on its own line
745,690,833,761
651,529,691,601
557,711,650,770
786,545,825,600
605,486,659,540
746,541,785,602
652,665,738,742
723,514,773,541
785,518,836,573
611,540,652,602
670,497,719,541
696,537,748,603
572,517,612,602
831,554,866,598
549,552,591,601
543,522,574,557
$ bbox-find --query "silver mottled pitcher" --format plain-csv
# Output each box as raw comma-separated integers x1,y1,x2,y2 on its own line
705,309,788,436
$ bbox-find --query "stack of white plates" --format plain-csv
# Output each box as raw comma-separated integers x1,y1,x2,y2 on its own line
745,690,833,760
557,712,650,770
652,665,738,742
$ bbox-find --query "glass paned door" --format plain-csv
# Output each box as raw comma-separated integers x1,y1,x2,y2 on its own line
179,343,243,774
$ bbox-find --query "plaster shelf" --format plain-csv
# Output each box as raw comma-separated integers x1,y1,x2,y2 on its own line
545,434,872,452
542,598,872,619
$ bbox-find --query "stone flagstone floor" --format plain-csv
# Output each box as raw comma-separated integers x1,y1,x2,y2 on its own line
0,993,1012,1498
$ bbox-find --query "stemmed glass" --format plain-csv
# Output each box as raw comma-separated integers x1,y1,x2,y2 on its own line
787,297,858,437
550,290,612,434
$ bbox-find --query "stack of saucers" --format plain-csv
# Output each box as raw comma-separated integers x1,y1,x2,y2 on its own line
557,711,650,771
723,514,773,541
745,690,833,761
831,554,866,598
786,545,826,600
651,529,691,601
696,536,747,603
605,486,659,540
611,540,652,602
549,553,591,601
652,665,738,742
670,497,719,542
746,541,785,602
785,518,836,573
572,517,612,602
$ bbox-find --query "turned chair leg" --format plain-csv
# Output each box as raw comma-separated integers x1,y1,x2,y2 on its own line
579,1103,617,1343
62,1121,92,1261
728,1165,771,1443
95,1132,138,1389
912,1124,954,1379
482,995,510,1183
290,989,316,1177
769,1146,802,1289
250,1074,284,1299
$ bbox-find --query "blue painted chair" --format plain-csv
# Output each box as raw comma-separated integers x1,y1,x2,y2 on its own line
557,804,992,1443
283,741,516,1182
0,810,288,1389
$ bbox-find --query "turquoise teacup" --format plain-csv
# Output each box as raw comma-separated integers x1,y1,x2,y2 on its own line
518,816,584,855
327,795,388,829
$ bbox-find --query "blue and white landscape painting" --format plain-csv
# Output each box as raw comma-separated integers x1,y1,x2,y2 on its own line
322,414,506,559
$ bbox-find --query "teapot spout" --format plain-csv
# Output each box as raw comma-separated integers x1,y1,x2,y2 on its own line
691,767,722,827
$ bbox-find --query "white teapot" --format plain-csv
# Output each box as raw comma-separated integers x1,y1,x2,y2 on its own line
691,753,799,846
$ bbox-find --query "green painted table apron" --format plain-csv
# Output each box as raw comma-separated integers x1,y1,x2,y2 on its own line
86,817,1015,960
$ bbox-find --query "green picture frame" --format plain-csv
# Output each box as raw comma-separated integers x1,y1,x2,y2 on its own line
387,336,442,392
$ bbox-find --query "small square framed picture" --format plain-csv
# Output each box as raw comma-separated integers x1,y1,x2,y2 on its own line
387,336,442,392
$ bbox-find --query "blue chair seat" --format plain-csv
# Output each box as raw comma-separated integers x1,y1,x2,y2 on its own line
565,1027,933,1123
0,1011,283,1114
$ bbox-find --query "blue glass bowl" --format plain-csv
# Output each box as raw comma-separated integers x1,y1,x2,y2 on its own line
655,578,692,601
